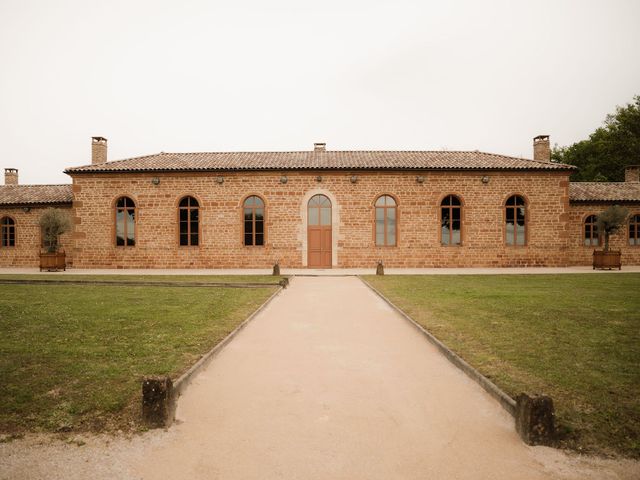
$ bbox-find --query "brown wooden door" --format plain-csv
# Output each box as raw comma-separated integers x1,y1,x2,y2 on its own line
308,194,332,268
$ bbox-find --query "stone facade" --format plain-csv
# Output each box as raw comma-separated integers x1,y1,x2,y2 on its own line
66,169,574,269
568,203,640,266
0,206,73,267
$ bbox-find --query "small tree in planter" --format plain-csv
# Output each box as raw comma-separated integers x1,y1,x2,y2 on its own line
593,205,629,270
39,208,72,271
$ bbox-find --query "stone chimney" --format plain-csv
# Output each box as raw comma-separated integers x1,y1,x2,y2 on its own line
4,168,18,185
625,165,640,182
533,135,550,162
314,142,326,152
91,136,108,164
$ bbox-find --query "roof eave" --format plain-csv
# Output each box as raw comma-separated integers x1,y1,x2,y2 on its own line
0,201,73,208
569,198,640,203
65,166,576,175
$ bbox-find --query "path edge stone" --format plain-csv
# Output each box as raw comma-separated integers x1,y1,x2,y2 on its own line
142,279,289,428
358,276,517,417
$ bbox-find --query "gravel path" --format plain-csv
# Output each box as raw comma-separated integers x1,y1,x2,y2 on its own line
2,276,638,479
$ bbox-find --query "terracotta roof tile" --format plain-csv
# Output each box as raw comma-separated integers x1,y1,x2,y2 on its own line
569,182,640,202
65,150,575,173
0,185,73,206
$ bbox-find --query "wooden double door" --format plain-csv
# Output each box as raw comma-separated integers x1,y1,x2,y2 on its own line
307,194,332,268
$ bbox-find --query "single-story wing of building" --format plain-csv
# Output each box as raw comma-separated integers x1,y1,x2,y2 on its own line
1,136,639,269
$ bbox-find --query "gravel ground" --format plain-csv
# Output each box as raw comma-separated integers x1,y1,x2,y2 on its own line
0,433,145,480
1,430,639,480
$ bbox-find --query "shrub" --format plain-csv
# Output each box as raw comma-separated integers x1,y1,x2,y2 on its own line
39,208,72,253
596,205,630,251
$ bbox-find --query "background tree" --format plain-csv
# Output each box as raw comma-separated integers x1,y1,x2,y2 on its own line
39,208,72,253
596,205,629,252
552,95,640,181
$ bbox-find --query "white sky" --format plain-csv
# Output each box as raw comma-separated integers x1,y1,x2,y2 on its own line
1,0,639,184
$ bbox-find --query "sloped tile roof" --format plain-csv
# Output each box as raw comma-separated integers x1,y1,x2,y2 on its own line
569,182,640,202
65,150,575,173
0,185,73,206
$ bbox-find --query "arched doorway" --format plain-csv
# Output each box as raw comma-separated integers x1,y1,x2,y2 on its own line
307,194,332,268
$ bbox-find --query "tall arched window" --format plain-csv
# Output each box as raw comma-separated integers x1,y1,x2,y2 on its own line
505,195,526,246
179,196,199,246
243,196,264,246
630,214,640,246
375,195,397,246
584,215,600,246
115,196,136,247
1,216,15,247
441,195,462,246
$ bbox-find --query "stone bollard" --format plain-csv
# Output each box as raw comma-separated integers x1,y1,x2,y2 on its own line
515,393,555,445
142,376,175,428
376,261,384,275
273,263,280,276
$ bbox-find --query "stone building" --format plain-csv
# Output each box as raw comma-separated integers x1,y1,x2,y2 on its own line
1,136,639,269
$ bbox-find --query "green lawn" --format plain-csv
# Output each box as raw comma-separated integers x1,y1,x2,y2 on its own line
364,274,640,458
0,274,282,284
0,276,279,433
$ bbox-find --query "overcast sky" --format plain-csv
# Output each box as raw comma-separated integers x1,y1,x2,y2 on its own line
1,0,639,184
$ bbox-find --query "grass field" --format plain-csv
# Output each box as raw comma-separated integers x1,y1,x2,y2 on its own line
364,274,640,458
0,275,280,433
0,274,282,284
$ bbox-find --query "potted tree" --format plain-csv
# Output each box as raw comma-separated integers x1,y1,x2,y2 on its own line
593,205,629,270
39,208,72,271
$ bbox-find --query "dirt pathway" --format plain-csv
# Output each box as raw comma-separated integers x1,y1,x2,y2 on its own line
2,276,637,479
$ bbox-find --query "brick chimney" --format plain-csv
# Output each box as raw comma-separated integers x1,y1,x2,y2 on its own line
533,135,550,162
4,168,18,185
625,165,640,182
91,136,108,164
314,142,326,152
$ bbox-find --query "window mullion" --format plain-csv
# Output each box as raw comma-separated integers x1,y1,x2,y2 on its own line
449,206,453,245
383,206,387,246
186,207,190,245
447,205,453,246
513,207,517,245
252,207,256,246
386,206,390,246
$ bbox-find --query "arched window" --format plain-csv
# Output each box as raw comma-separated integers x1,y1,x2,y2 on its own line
441,195,462,246
1,216,15,247
375,195,397,246
243,196,264,246
630,214,640,246
179,196,199,246
308,194,331,226
115,196,136,247
584,215,600,246
505,195,526,246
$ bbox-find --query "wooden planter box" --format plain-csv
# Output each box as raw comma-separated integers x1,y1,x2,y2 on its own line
40,250,66,271
593,250,621,270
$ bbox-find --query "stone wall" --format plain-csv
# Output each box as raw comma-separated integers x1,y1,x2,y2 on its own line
568,203,640,266
0,206,73,267
68,169,575,268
